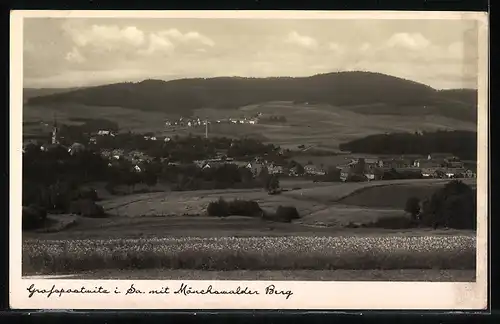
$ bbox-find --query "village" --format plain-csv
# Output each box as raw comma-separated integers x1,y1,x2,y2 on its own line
26,118,477,184
164,113,262,128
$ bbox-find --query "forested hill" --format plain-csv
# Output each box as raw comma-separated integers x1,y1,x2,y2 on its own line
23,87,85,100
26,71,477,122
339,130,477,161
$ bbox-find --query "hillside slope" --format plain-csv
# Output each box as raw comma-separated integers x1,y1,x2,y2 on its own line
26,71,477,122
23,87,85,100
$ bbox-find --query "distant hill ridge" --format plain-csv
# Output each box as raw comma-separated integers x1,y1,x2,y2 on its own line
25,71,478,122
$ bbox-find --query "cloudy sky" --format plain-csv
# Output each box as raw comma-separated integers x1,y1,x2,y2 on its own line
23,17,479,89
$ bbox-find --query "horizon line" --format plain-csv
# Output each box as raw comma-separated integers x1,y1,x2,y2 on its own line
23,70,479,91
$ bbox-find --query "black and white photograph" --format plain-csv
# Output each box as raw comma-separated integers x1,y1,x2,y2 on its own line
10,11,488,310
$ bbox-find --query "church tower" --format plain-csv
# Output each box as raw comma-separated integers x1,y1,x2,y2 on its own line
51,114,59,145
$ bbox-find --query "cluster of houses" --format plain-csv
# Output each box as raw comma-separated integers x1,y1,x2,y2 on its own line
191,156,329,178
193,157,286,177
88,130,171,146
165,114,261,128
337,153,476,182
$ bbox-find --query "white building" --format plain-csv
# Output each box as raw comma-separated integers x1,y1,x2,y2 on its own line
97,130,111,136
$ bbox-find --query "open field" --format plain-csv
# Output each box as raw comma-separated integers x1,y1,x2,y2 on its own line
24,269,476,282
22,178,477,277
23,104,171,135
340,182,477,209
22,178,476,240
24,101,477,148
22,235,476,276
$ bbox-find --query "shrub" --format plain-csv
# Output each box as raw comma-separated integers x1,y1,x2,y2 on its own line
274,206,300,223
228,199,262,217
22,205,47,230
69,199,106,218
207,198,230,217
404,197,421,221
266,174,280,193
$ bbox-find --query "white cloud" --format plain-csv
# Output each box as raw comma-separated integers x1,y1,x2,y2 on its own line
65,47,86,64
70,25,146,49
139,33,175,56
386,32,431,50
159,29,215,47
285,31,318,50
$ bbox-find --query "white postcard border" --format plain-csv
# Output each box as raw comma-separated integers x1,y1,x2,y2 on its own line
9,10,489,310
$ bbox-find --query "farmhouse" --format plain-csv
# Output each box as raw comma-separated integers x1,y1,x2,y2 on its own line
414,159,443,168
202,161,225,169
304,164,326,176
246,161,265,176
428,153,456,161
348,157,383,169
267,163,284,175
381,158,413,169
364,171,376,181
445,168,467,178
97,130,113,136
421,167,440,178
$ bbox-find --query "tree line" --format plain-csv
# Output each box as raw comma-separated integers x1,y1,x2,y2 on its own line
405,180,476,230
339,130,477,161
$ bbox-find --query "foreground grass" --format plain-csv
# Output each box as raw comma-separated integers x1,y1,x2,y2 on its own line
23,236,476,275
23,269,476,282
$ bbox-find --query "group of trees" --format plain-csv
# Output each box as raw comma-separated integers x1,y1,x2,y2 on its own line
206,198,300,223
339,130,477,161
27,72,476,122
404,180,476,230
